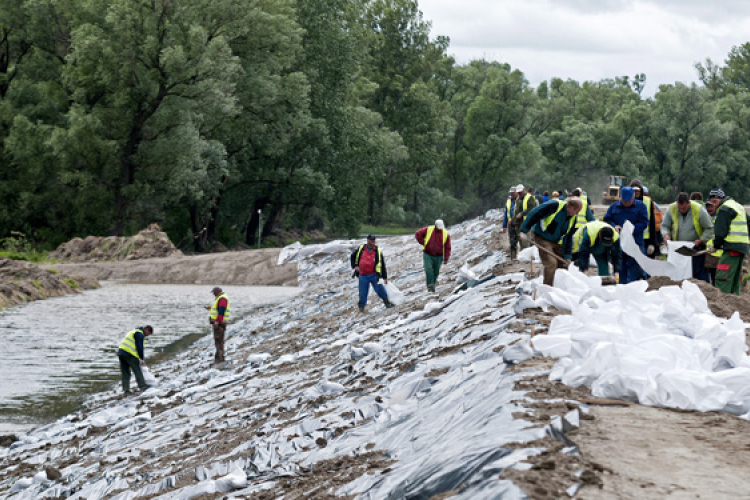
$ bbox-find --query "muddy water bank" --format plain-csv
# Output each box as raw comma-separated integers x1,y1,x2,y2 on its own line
43,248,298,286
0,282,300,433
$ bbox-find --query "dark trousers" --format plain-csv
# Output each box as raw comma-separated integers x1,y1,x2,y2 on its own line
691,253,710,283
213,322,226,362
118,353,146,392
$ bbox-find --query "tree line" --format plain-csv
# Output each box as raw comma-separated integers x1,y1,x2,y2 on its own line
2,0,750,251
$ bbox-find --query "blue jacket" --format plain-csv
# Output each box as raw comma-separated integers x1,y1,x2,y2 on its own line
521,200,577,252
603,201,649,248
502,197,515,229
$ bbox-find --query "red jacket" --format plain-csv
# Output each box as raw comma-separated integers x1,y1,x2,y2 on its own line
415,227,451,261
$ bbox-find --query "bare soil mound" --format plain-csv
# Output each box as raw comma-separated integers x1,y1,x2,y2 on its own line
647,276,750,322
0,258,99,308
48,223,182,262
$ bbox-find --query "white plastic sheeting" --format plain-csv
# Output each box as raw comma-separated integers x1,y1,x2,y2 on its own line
523,265,750,415
517,246,540,263
619,221,693,279
1,211,565,500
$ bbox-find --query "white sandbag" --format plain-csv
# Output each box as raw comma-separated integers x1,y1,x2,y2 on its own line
457,264,478,284
383,282,406,305
517,246,540,263
142,366,158,387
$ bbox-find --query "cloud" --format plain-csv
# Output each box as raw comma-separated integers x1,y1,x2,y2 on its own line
419,0,750,94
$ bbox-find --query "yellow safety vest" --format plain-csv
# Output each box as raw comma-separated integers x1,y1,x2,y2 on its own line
668,201,703,241
423,225,448,252
541,200,567,232
574,194,589,228
517,192,533,222
355,245,383,275
118,329,145,359
721,199,750,245
506,197,513,217
573,221,619,253
643,195,653,239
209,293,231,321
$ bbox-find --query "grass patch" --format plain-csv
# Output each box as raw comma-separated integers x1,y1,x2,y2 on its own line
63,278,79,289
0,250,51,263
359,225,417,236
47,268,60,274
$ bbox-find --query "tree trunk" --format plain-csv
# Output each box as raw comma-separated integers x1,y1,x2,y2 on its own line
189,205,207,253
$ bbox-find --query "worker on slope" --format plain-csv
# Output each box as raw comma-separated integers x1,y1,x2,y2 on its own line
116,325,154,395
603,187,649,284
207,287,230,364
661,192,714,283
503,186,519,259
351,235,393,312
707,188,749,295
571,221,621,277
512,184,538,254
520,197,583,286
415,219,451,292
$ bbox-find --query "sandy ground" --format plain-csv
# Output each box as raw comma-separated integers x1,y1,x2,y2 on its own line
44,248,298,286
492,229,750,500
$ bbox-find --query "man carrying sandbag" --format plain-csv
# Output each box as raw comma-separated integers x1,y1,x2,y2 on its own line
415,219,451,292
571,221,621,277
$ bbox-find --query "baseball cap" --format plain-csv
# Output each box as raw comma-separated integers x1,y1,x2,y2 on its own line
367,234,376,240
620,187,635,202
435,219,445,230
600,227,615,247
509,186,516,193
709,188,725,199
515,184,524,192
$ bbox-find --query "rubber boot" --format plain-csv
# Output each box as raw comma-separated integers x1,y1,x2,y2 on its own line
427,284,436,293
358,305,365,313
383,298,394,308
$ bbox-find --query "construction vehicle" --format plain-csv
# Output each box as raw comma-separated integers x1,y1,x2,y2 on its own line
602,175,629,204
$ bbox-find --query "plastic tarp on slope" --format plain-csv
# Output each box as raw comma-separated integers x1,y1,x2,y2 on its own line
522,265,750,416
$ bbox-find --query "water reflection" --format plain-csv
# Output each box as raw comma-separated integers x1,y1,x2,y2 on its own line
0,282,300,433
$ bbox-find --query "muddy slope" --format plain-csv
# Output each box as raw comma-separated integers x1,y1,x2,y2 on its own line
0,258,99,309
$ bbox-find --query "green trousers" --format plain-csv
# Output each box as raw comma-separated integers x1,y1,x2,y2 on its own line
423,253,443,290
716,253,744,295
118,352,147,392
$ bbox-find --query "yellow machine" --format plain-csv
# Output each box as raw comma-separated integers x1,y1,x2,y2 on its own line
602,175,629,204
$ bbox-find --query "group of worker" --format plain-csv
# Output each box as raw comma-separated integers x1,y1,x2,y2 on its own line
116,286,230,395
505,180,749,296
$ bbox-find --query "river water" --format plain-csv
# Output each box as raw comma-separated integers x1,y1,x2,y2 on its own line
0,282,301,433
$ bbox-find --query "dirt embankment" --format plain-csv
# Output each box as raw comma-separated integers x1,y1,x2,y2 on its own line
0,258,99,309
47,223,182,262
45,248,298,286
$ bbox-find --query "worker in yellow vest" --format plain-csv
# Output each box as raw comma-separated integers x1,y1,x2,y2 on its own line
350,235,392,312
116,325,154,394
707,188,749,295
416,219,452,292
572,221,621,277
661,192,714,282
206,287,230,363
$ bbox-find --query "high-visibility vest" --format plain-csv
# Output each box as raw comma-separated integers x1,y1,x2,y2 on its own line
517,192,533,222
423,225,448,252
707,213,723,258
573,221,619,253
721,199,750,245
118,328,144,359
355,245,383,275
574,194,589,228
209,293,231,321
506,197,513,217
669,201,703,241
541,200,567,232
643,195,653,239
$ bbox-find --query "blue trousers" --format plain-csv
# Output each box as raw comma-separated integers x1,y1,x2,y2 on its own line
359,273,388,306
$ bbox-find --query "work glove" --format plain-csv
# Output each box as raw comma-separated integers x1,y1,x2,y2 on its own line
352,270,359,278
647,245,655,256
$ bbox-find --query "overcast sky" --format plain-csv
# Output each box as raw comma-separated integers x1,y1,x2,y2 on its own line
418,0,750,96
